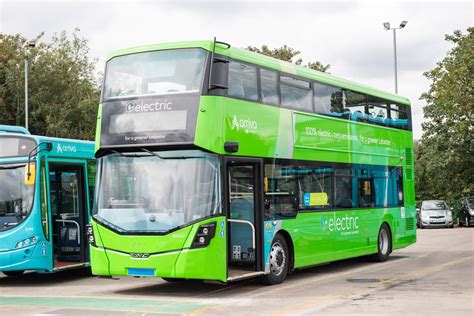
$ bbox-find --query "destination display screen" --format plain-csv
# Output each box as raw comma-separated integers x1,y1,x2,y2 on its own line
109,111,187,134
99,93,200,149
0,136,36,158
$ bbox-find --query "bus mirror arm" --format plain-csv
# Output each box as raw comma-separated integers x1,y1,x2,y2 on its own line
208,37,230,91
26,142,53,179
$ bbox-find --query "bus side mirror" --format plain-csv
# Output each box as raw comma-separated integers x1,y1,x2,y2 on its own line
24,163,36,185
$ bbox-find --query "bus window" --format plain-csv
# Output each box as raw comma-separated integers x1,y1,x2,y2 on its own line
40,158,49,240
345,90,367,115
367,96,389,125
359,178,375,208
49,171,58,216
389,103,409,130
280,76,312,112
260,69,279,105
298,167,333,209
313,82,346,117
334,170,355,208
228,61,258,100
264,163,297,219
87,160,96,212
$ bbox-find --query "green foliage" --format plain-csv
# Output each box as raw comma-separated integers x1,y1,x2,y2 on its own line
0,29,100,140
246,44,330,72
416,27,474,216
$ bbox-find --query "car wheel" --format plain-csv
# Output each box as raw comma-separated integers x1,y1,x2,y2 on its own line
261,234,289,285
370,224,391,262
3,270,24,277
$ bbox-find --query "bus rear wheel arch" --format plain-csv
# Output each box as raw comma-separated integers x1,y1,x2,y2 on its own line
370,223,392,262
261,233,291,285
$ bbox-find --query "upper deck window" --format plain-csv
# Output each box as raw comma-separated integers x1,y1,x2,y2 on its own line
280,76,312,112
313,83,345,116
260,69,279,105
103,48,207,101
228,61,258,100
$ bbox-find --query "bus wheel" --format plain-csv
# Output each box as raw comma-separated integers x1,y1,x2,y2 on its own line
371,224,391,262
261,234,289,285
3,270,24,277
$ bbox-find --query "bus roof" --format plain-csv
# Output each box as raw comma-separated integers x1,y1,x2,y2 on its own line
106,40,410,106
0,125,31,135
0,130,95,160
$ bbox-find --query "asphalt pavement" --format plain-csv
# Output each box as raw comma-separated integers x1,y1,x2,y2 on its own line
0,227,473,315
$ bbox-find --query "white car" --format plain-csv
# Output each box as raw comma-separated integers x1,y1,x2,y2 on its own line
417,200,454,228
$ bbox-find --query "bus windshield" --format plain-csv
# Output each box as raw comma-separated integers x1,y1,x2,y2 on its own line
0,163,35,231
95,150,221,233
103,48,208,100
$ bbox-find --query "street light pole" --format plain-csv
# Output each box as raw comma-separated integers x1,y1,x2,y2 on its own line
383,21,407,94
21,32,44,130
392,28,398,94
24,48,28,130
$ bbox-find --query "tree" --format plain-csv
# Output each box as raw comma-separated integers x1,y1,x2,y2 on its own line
0,29,100,140
415,27,474,212
246,44,330,72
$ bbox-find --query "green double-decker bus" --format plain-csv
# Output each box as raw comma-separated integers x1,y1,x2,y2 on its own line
89,39,416,284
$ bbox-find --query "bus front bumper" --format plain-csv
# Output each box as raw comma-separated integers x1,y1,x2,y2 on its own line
0,244,46,272
90,245,227,282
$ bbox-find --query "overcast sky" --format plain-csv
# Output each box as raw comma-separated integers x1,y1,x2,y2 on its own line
1,0,472,139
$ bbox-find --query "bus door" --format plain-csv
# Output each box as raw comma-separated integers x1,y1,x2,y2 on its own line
48,164,87,269
226,158,264,280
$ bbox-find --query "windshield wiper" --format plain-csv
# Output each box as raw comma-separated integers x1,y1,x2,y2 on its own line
0,164,26,170
138,148,201,160
139,148,163,159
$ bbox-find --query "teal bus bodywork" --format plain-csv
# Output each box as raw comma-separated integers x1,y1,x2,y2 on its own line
0,126,95,276
90,40,416,283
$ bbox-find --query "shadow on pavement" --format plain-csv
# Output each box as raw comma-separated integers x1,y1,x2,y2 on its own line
0,268,94,287
113,255,411,298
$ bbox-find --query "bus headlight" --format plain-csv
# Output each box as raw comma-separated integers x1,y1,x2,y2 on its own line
86,224,96,246
15,236,38,249
191,222,216,248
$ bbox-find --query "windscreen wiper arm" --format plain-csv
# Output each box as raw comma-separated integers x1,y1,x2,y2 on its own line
0,164,26,170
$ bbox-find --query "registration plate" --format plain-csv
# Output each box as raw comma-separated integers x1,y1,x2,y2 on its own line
127,268,155,276
431,219,444,223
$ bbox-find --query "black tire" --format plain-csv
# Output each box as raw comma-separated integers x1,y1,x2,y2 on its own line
370,224,392,262
162,277,185,282
260,234,290,285
3,270,24,277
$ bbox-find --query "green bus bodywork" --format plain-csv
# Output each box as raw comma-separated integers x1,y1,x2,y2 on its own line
90,40,415,283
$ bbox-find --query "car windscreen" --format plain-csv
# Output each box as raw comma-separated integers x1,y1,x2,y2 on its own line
422,201,448,210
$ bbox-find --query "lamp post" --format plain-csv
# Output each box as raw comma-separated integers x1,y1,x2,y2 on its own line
383,21,407,94
21,32,44,130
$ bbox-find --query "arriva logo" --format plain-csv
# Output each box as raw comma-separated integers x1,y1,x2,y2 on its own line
126,100,172,113
56,144,77,154
322,213,359,233
231,115,258,134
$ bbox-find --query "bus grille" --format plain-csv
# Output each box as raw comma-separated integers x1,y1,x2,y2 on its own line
406,217,415,230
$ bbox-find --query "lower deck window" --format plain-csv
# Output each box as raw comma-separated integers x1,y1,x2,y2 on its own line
264,160,404,219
